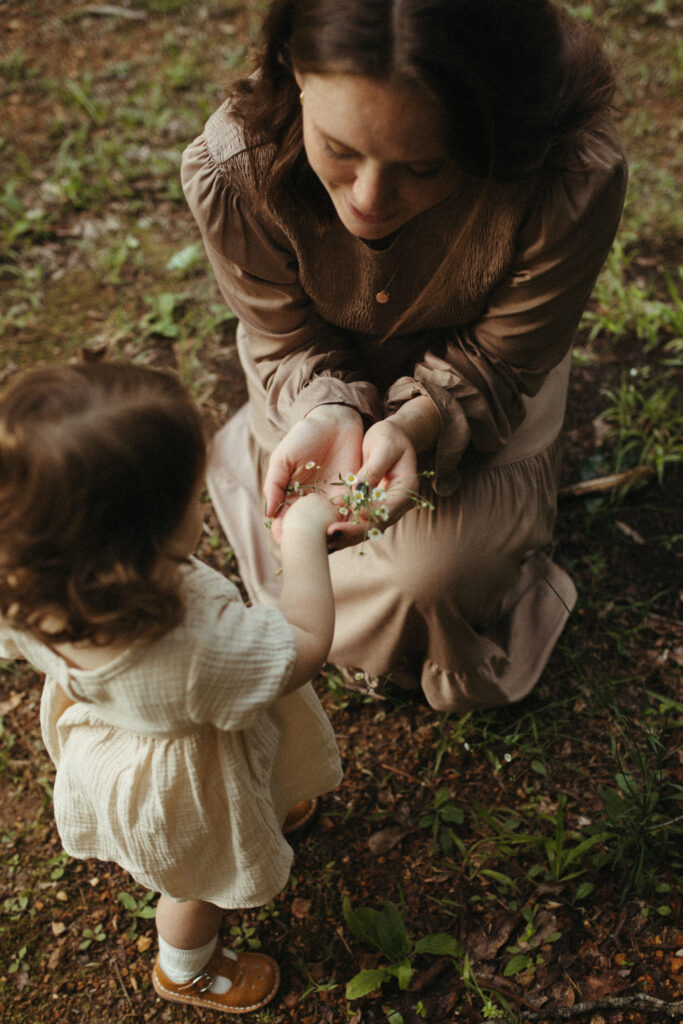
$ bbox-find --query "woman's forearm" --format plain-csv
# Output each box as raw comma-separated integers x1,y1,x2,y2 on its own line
385,395,440,454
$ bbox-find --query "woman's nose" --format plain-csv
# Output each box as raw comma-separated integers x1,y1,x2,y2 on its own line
352,162,393,214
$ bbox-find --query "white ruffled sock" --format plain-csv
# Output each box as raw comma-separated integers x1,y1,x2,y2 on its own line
157,934,233,994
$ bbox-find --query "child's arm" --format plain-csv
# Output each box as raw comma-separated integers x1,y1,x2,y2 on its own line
277,493,338,693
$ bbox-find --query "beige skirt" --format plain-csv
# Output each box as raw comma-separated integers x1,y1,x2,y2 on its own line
207,400,577,713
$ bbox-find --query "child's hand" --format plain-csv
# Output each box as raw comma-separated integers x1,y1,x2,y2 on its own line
281,492,338,536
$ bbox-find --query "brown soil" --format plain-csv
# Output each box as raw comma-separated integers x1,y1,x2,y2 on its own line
0,2,681,1023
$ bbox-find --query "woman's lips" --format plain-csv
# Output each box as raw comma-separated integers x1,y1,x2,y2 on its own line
348,201,395,225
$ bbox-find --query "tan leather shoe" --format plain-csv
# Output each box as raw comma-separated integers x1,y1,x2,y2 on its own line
152,944,280,1014
282,797,318,834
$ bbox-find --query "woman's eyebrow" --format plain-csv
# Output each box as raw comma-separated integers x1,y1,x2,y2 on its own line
321,129,445,168
319,129,360,154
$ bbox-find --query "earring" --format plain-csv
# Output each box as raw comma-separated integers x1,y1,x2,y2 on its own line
299,90,304,103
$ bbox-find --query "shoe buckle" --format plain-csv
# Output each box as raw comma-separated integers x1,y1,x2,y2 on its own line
187,970,214,994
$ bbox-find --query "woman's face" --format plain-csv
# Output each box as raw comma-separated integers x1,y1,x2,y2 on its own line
296,71,460,240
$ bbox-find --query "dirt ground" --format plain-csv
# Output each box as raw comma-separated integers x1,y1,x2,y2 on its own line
0,1,681,1023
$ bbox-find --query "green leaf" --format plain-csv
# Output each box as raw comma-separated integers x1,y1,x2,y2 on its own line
117,892,137,912
504,954,532,976
343,897,381,949
563,832,610,866
345,968,389,999
166,242,203,272
387,959,413,990
376,902,409,960
440,805,464,824
575,881,594,900
481,869,516,889
413,933,462,958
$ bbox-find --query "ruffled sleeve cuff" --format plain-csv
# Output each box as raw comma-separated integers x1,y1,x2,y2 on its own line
288,376,381,427
385,377,470,496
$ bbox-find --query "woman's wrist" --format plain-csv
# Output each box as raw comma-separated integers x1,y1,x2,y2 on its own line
385,395,440,454
304,403,363,427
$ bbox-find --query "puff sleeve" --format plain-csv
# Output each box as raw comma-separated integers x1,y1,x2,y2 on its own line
181,131,380,434
386,127,628,494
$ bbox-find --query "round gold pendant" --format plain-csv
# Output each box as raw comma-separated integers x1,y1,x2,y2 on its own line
375,291,390,304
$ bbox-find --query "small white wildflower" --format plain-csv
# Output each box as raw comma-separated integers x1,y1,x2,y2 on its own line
378,505,390,521
368,527,382,539
339,506,350,516
305,460,316,470
463,742,471,751
292,480,301,493
354,671,365,681
371,487,387,502
504,752,512,763
343,472,357,486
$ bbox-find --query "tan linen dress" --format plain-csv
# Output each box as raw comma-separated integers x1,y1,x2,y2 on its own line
182,101,628,712
0,559,342,908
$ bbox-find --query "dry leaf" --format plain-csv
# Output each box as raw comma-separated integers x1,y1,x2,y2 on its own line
367,826,411,855
14,968,29,991
291,897,312,920
47,944,64,971
0,692,23,716
136,934,153,952
467,912,514,960
51,921,66,937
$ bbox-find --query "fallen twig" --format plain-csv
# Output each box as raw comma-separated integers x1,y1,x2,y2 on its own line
111,955,134,1010
64,5,148,21
497,992,683,1021
559,465,655,498
379,762,425,785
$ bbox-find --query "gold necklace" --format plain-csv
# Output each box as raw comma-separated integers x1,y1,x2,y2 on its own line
368,225,405,301
375,267,399,304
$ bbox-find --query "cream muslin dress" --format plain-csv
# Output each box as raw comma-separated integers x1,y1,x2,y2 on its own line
0,559,342,908
181,101,628,712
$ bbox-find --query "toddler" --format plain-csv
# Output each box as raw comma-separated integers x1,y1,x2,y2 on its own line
0,361,342,1014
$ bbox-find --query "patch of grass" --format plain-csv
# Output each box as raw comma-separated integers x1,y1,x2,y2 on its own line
583,240,683,351
600,365,683,482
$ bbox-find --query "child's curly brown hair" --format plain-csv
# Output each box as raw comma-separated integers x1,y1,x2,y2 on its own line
0,361,206,646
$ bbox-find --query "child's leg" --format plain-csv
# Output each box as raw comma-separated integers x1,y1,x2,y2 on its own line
152,895,280,1015
156,895,222,949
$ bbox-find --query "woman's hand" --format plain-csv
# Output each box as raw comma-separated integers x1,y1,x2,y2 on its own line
326,419,418,548
264,405,364,543
327,395,440,550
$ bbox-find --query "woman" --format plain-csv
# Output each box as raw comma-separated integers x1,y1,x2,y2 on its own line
182,0,627,712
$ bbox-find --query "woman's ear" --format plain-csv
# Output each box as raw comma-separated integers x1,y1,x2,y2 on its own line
293,67,305,92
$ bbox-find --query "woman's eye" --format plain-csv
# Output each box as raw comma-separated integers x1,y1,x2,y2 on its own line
407,164,443,179
324,141,354,161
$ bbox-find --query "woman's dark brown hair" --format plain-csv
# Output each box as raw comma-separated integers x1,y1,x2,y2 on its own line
232,0,616,211
0,362,206,646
